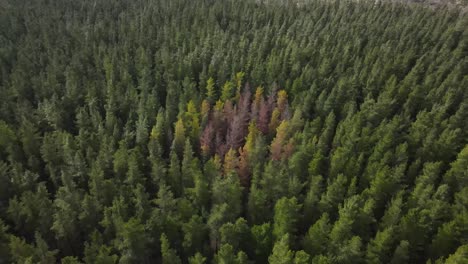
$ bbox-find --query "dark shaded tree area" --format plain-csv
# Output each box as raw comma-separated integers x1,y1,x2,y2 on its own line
0,0,467,263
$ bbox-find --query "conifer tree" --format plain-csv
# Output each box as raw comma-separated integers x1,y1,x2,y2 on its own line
161,233,182,264
172,118,186,159
273,197,301,242
269,235,294,264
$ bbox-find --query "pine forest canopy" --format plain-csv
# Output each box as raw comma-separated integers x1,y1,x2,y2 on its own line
0,0,467,263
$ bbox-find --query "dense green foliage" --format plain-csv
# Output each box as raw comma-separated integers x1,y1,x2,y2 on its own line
0,0,467,263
